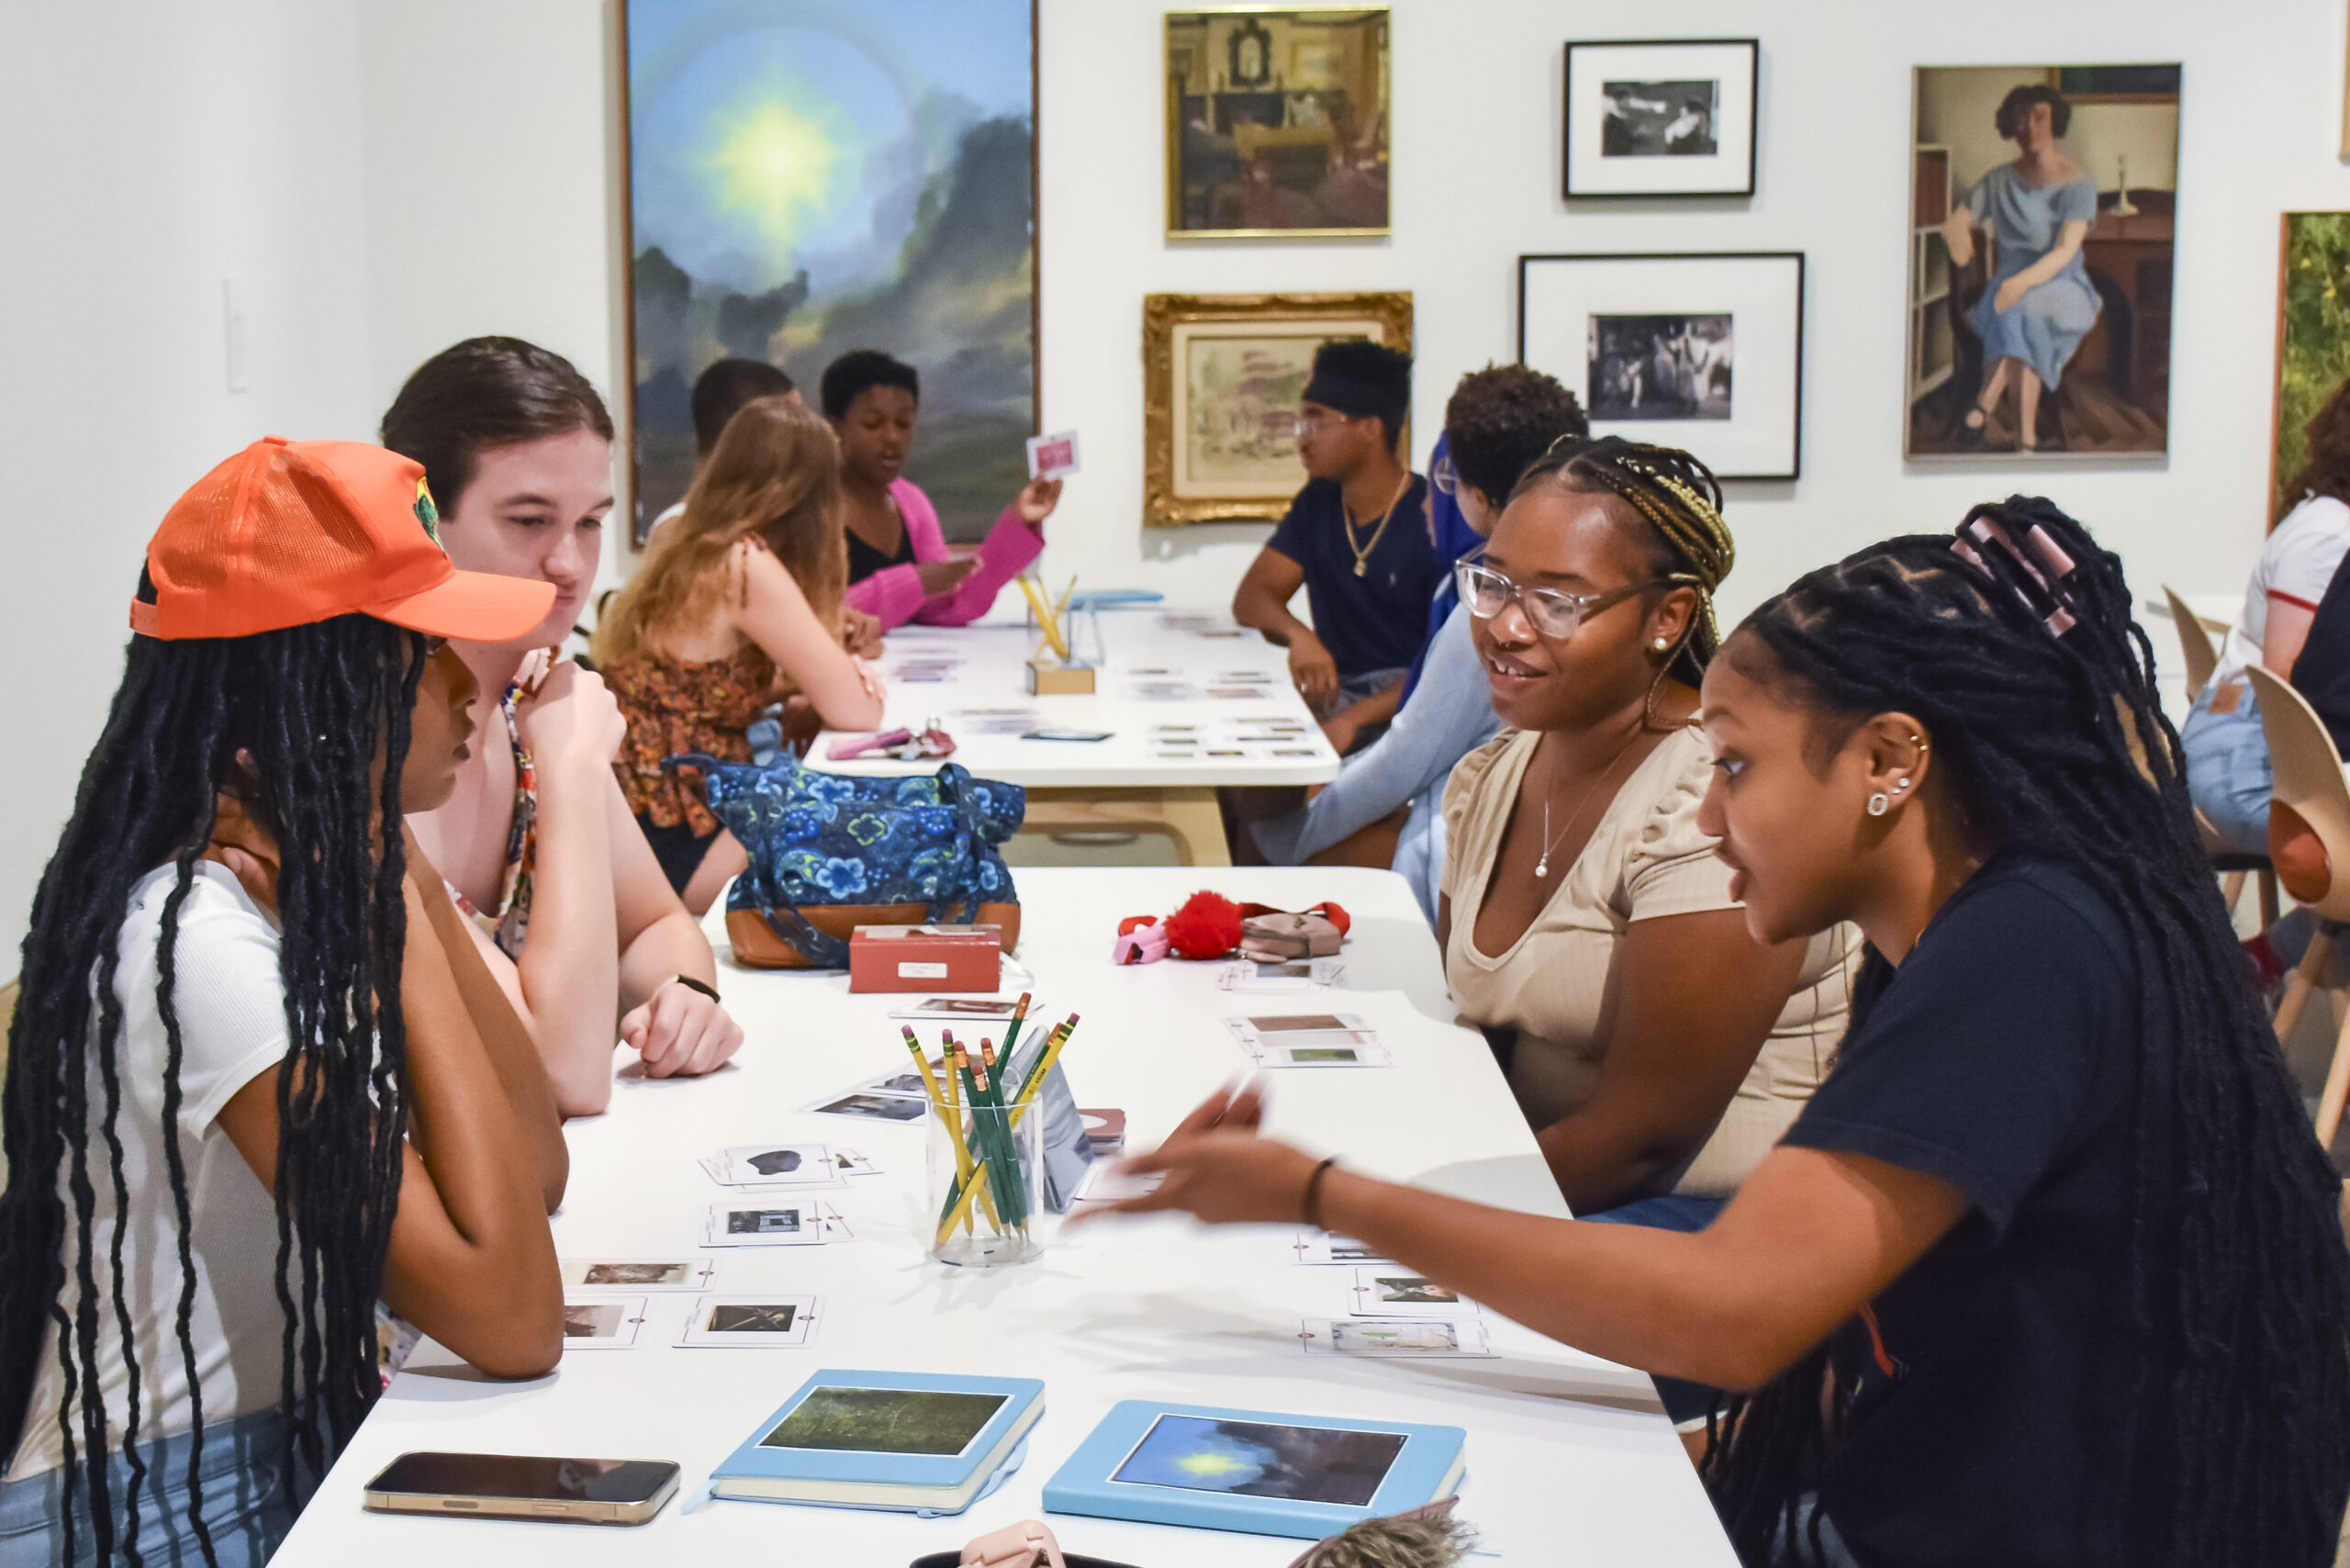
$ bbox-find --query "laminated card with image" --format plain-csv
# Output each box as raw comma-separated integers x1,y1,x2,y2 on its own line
1042,1401,1466,1540
709,1369,1045,1516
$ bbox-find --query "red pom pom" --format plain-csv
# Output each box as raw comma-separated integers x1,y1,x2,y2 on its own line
1164,890,1243,960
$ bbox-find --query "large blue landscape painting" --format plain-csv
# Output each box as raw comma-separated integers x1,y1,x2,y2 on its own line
625,0,1035,543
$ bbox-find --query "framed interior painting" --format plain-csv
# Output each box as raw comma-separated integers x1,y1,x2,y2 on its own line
2276,213,2350,521
1144,291,1413,526
1905,64,2180,460
621,0,1038,546
1562,39,1759,198
1164,8,1390,239
1517,252,1803,481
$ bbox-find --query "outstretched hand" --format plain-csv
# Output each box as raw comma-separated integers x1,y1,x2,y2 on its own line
1071,1081,1326,1228
916,554,983,597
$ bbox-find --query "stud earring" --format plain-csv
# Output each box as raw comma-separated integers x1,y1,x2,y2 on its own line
1866,792,1890,817
1897,778,1910,789
1651,637,1670,651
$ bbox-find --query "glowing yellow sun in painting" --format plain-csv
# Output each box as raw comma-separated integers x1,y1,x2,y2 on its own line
1174,1450,1253,1479
706,91,845,254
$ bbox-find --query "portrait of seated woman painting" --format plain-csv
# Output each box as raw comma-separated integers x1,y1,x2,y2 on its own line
1906,65,2180,457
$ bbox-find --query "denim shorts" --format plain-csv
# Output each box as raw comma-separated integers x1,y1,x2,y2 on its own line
2182,685,2273,857
0,1408,299,1568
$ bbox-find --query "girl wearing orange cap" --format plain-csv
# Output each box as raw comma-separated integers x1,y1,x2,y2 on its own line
382,337,744,1117
0,439,568,1564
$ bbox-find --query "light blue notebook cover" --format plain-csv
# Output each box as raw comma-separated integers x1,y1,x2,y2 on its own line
1042,1400,1466,1540
712,1370,1045,1494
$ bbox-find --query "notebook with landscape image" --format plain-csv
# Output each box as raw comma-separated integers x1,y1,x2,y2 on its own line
1041,1400,1466,1540
711,1369,1046,1515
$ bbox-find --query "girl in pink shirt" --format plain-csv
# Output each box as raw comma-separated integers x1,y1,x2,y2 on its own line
825,350,1061,629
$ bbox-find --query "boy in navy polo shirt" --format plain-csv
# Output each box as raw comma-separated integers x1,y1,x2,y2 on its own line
1232,341,1441,755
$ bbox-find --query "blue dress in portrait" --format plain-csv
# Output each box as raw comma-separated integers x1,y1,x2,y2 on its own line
1964,164,2101,389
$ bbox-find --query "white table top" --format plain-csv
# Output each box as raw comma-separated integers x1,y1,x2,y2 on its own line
819,610,1344,789
274,868,1732,1566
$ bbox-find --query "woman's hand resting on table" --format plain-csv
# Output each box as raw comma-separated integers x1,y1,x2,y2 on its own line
619,977,744,1079
1072,1081,1328,1228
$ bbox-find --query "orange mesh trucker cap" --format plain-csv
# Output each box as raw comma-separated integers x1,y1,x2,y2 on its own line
130,435,555,642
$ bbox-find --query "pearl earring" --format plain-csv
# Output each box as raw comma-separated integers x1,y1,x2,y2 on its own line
1651,637,1670,651
1866,792,1890,817
1897,778,1910,789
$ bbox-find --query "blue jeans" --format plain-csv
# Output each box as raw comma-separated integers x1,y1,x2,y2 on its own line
2183,686,2273,857
1583,1192,1726,1428
0,1409,298,1567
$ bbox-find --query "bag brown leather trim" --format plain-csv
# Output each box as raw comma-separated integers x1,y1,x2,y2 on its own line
725,902,1023,969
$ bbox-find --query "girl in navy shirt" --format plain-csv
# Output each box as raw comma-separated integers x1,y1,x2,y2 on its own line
1092,498,2350,1566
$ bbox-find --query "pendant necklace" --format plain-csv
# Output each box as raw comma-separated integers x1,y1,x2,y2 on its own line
1533,729,1644,879
1344,474,1412,578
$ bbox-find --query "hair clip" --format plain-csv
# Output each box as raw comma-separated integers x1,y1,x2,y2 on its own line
1953,512,2078,636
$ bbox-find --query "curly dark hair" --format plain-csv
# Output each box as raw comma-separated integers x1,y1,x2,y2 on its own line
2281,375,2350,519
820,350,920,420
1442,364,1588,505
1704,497,2350,1568
1995,83,2072,140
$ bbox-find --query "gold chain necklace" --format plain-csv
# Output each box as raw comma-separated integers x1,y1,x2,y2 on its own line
1344,474,1412,578
1534,728,1645,879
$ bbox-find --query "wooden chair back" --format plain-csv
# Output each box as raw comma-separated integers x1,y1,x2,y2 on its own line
2246,665,2350,1145
2164,586,2221,700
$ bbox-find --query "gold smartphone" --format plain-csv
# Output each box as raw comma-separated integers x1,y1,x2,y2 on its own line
363,1452,679,1526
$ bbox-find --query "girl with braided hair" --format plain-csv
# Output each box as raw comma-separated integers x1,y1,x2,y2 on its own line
1088,493,2350,1567
0,439,569,1565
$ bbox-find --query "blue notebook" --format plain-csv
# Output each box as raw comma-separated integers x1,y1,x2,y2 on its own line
711,1370,1046,1516
1042,1400,1466,1540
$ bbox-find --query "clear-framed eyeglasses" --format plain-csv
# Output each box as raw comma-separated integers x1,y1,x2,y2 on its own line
1431,454,1459,496
1292,411,1358,439
1454,560,1658,641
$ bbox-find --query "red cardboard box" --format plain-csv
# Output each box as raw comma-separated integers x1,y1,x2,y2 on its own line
848,924,1004,993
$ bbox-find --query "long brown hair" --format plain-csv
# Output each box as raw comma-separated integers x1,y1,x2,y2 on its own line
2280,375,2350,521
595,395,847,667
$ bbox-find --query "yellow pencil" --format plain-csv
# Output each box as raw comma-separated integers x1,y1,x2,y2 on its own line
1016,576,1069,662
1052,576,1078,662
1012,1014,1080,1116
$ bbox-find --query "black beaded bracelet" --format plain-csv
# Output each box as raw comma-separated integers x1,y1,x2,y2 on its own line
1302,1156,1339,1231
668,973,721,1002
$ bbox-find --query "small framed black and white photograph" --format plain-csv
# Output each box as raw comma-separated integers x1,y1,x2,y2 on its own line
1518,252,1804,480
1563,39,1759,198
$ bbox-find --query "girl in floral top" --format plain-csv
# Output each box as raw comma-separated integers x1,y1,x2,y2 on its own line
595,395,887,912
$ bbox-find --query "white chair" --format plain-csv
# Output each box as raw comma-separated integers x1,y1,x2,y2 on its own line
2244,664,2350,1144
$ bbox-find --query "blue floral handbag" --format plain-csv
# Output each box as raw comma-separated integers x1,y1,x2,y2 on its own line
670,752,1024,969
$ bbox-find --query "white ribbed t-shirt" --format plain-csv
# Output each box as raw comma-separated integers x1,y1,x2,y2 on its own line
6,862,289,1480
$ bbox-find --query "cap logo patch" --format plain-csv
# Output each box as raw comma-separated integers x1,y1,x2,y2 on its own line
413,480,443,549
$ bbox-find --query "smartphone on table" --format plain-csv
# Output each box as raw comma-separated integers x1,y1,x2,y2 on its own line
363,1451,680,1526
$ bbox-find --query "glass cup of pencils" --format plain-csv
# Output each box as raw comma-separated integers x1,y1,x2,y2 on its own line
910,1020,1047,1268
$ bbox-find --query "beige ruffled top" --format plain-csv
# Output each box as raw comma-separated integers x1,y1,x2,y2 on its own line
1441,723,1858,1198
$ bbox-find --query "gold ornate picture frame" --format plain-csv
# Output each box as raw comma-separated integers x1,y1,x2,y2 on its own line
1164,7,1391,240
1143,290,1413,527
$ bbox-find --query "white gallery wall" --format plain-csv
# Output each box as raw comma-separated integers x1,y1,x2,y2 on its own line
1,0,2346,961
